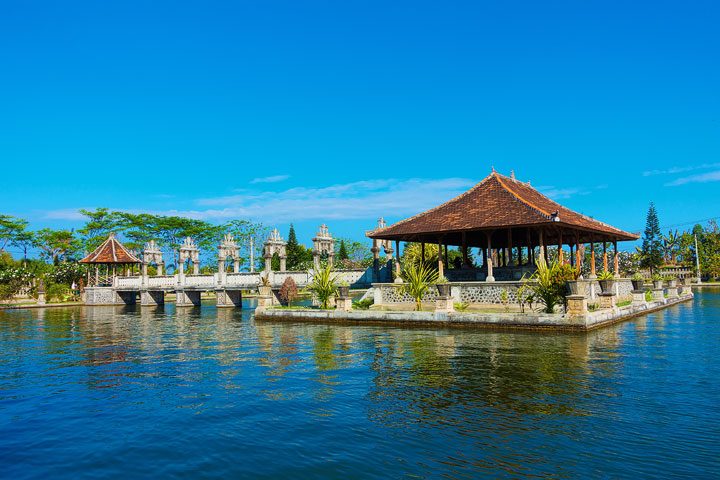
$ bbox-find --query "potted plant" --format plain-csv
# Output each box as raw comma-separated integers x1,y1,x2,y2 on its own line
435,275,450,297
563,265,582,295
337,281,350,298
631,273,645,291
258,273,272,296
651,273,663,290
665,276,677,288
597,270,615,294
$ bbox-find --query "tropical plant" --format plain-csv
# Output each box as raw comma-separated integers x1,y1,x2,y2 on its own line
631,272,644,281
308,263,339,309
353,298,374,310
651,273,663,282
597,270,614,280
500,289,509,312
399,261,439,311
454,302,470,311
516,281,535,313
528,259,576,314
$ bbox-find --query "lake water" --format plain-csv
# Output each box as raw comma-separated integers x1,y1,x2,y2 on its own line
1,289,719,479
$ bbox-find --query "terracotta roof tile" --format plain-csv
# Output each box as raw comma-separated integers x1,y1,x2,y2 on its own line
368,172,638,242
79,233,141,264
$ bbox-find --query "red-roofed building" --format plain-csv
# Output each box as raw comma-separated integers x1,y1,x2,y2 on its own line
367,171,638,281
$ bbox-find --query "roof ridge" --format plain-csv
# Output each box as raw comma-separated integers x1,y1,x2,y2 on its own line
493,173,551,217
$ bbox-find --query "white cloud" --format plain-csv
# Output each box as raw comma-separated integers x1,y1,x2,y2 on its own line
250,175,290,184
665,170,720,186
43,177,477,224
643,162,720,177
43,208,87,221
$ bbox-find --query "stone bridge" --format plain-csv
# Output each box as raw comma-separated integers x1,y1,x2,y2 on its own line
85,269,372,308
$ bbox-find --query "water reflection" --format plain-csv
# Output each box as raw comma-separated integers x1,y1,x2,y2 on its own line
1,294,717,479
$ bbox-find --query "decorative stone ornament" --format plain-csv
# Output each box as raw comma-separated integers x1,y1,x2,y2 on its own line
218,234,241,275
312,224,335,270
142,240,165,276
263,228,287,272
179,237,200,275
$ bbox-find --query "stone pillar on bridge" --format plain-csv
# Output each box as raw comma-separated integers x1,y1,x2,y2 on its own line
142,240,164,286
217,234,240,284
312,224,335,271
179,237,200,277
263,228,288,272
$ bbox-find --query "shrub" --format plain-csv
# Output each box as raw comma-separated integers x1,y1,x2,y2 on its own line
353,298,374,310
308,263,338,309
400,261,439,311
46,282,71,303
278,277,298,306
454,302,469,311
597,270,614,281
528,259,576,314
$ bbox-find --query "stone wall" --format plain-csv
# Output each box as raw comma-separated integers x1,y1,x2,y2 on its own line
373,281,529,305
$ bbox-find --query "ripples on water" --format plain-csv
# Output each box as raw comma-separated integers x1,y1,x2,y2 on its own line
1,290,719,479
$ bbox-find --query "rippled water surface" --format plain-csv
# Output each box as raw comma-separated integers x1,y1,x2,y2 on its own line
1,290,719,479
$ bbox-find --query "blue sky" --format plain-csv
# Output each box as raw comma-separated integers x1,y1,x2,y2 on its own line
2,0,719,251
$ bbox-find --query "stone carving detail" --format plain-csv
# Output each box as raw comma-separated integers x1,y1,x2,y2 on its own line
142,240,165,276
218,234,241,274
179,237,200,275
312,224,335,270
263,228,287,272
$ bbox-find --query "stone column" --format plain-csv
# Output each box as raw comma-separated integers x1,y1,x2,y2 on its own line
371,245,380,283
280,256,286,272
613,240,619,277
264,255,272,272
485,232,495,282
437,241,444,279
249,237,255,273
193,261,199,275
590,242,597,278
157,262,164,276
234,259,240,273
313,253,320,271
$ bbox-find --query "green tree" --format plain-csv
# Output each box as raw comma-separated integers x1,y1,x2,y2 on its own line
33,229,80,264
640,202,663,274
286,224,304,270
0,214,28,251
77,208,129,252
338,240,349,261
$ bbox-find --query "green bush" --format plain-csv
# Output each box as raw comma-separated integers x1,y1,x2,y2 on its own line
45,282,71,302
308,263,338,309
399,261,439,311
528,259,577,313
353,298,374,310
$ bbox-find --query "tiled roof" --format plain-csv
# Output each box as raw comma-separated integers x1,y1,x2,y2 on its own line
368,172,638,242
79,233,141,264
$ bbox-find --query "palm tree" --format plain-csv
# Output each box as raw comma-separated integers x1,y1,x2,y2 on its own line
662,229,680,265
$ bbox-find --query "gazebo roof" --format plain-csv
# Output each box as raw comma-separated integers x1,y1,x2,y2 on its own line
367,171,638,244
79,233,141,264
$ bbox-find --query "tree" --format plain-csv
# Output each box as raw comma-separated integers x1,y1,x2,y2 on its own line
338,240,349,261
33,229,80,264
640,202,663,274
11,230,35,264
0,214,28,251
77,208,128,252
286,224,305,270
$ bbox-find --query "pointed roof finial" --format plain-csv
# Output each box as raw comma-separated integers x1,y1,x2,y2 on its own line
491,165,496,173
510,170,515,180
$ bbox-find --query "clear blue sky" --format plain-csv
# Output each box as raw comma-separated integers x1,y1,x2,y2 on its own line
2,0,718,251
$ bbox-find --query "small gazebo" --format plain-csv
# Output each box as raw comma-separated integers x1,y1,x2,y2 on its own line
367,170,639,281
79,233,141,286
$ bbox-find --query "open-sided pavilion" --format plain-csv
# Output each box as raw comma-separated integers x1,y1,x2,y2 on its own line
367,170,638,281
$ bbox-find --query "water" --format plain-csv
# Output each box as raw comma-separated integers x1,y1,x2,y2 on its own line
1,290,719,479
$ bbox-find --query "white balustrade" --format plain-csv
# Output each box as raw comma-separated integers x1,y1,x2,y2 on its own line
148,275,177,288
